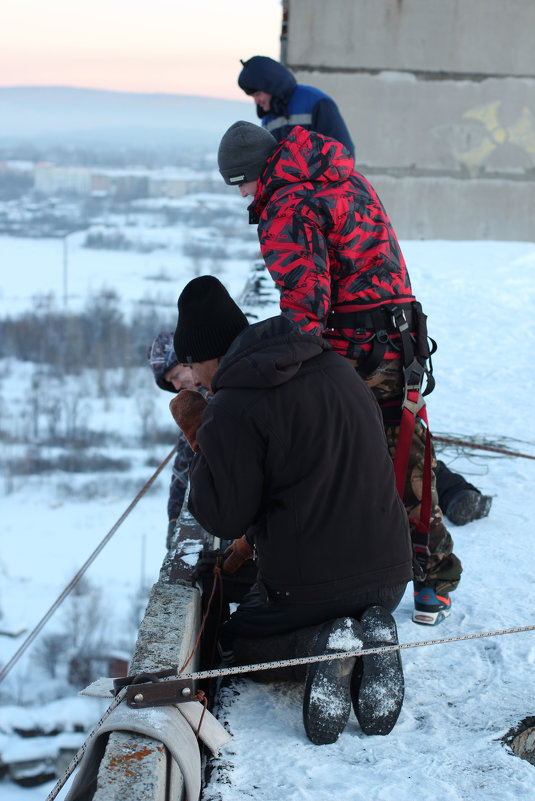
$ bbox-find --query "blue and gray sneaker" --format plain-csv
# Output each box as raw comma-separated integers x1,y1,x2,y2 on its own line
412,584,452,625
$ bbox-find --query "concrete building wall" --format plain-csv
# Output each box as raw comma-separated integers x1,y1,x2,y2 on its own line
283,0,535,240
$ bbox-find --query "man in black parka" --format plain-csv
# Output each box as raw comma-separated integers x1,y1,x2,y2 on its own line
172,275,412,745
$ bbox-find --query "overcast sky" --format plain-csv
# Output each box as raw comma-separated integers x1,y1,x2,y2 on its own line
1,0,282,99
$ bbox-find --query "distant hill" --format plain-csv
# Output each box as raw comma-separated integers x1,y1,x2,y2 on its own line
0,86,257,152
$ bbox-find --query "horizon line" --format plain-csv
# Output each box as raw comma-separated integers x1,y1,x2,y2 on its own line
0,83,249,103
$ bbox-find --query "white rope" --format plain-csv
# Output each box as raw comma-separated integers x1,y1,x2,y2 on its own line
43,621,535,799
44,687,127,801
0,446,177,687
176,621,535,682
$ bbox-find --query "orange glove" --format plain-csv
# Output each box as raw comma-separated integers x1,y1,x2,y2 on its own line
223,534,254,574
169,390,208,452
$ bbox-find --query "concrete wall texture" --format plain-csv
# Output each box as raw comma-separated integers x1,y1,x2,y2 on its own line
282,0,535,240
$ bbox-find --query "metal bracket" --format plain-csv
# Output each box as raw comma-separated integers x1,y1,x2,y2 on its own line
125,677,196,708
113,667,177,694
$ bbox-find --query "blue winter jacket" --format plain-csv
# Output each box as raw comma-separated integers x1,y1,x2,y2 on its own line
238,55,355,157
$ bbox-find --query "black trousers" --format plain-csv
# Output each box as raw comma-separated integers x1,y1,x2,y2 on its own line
435,459,480,512
219,581,407,651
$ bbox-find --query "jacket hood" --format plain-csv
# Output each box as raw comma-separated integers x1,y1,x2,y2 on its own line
249,126,354,220
212,315,330,392
148,331,179,393
238,56,297,118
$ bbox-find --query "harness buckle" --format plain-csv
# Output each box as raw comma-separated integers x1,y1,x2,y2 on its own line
402,359,426,414
410,525,431,581
376,328,389,344
412,545,431,582
391,307,409,333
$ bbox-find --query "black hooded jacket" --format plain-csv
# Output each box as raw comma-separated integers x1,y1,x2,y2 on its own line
188,316,411,604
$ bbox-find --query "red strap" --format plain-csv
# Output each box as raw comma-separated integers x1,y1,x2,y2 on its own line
393,393,432,537
393,389,419,497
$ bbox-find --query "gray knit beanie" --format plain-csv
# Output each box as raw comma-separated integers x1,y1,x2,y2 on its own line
218,121,278,186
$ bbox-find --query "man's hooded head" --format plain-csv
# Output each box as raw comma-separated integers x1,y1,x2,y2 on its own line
238,56,297,117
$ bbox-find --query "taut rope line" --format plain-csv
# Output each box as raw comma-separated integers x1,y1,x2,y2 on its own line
42,620,535,800
0,446,177,687
175,620,535,682
44,687,127,801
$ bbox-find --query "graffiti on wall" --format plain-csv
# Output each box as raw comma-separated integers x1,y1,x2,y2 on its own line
459,101,535,175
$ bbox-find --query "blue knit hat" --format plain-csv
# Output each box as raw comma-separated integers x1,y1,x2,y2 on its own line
148,331,179,393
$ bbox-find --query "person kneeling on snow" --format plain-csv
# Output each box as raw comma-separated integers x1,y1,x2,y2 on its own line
170,275,412,745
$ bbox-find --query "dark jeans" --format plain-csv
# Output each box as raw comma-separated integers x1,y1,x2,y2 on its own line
219,582,407,651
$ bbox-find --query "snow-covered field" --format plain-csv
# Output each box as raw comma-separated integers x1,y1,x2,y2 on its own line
1,214,535,799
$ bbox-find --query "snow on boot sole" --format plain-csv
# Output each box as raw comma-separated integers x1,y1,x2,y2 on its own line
352,605,404,736
303,617,364,745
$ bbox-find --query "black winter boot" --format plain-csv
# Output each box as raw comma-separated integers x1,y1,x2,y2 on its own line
445,489,492,526
351,605,404,735
302,617,364,745
435,460,492,525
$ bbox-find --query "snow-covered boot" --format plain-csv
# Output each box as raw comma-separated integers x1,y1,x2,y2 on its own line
445,489,492,526
302,617,364,745
435,460,492,525
351,605,404,736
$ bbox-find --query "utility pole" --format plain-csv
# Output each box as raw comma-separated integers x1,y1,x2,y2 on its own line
63,234,69,307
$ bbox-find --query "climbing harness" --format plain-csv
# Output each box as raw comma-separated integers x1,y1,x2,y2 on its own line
0,445,178,687
389,303,435,581
327,299,437,581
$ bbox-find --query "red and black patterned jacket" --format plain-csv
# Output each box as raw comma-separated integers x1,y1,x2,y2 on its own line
248,126,415,360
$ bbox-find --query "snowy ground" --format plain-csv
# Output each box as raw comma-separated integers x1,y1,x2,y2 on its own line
203,238,535,801
1,220,535,799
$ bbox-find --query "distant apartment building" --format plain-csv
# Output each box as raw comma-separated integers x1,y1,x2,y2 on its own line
34,164,92,195
148,167,201,198
149,167,225,198
0,160,35,176
91,169,149,200
5,161,221,200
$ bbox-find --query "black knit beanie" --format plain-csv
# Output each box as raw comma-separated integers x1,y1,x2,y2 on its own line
218,121,277,186
174,276,249,363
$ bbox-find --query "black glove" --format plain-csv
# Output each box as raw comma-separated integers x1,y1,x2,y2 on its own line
191,548,222,583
